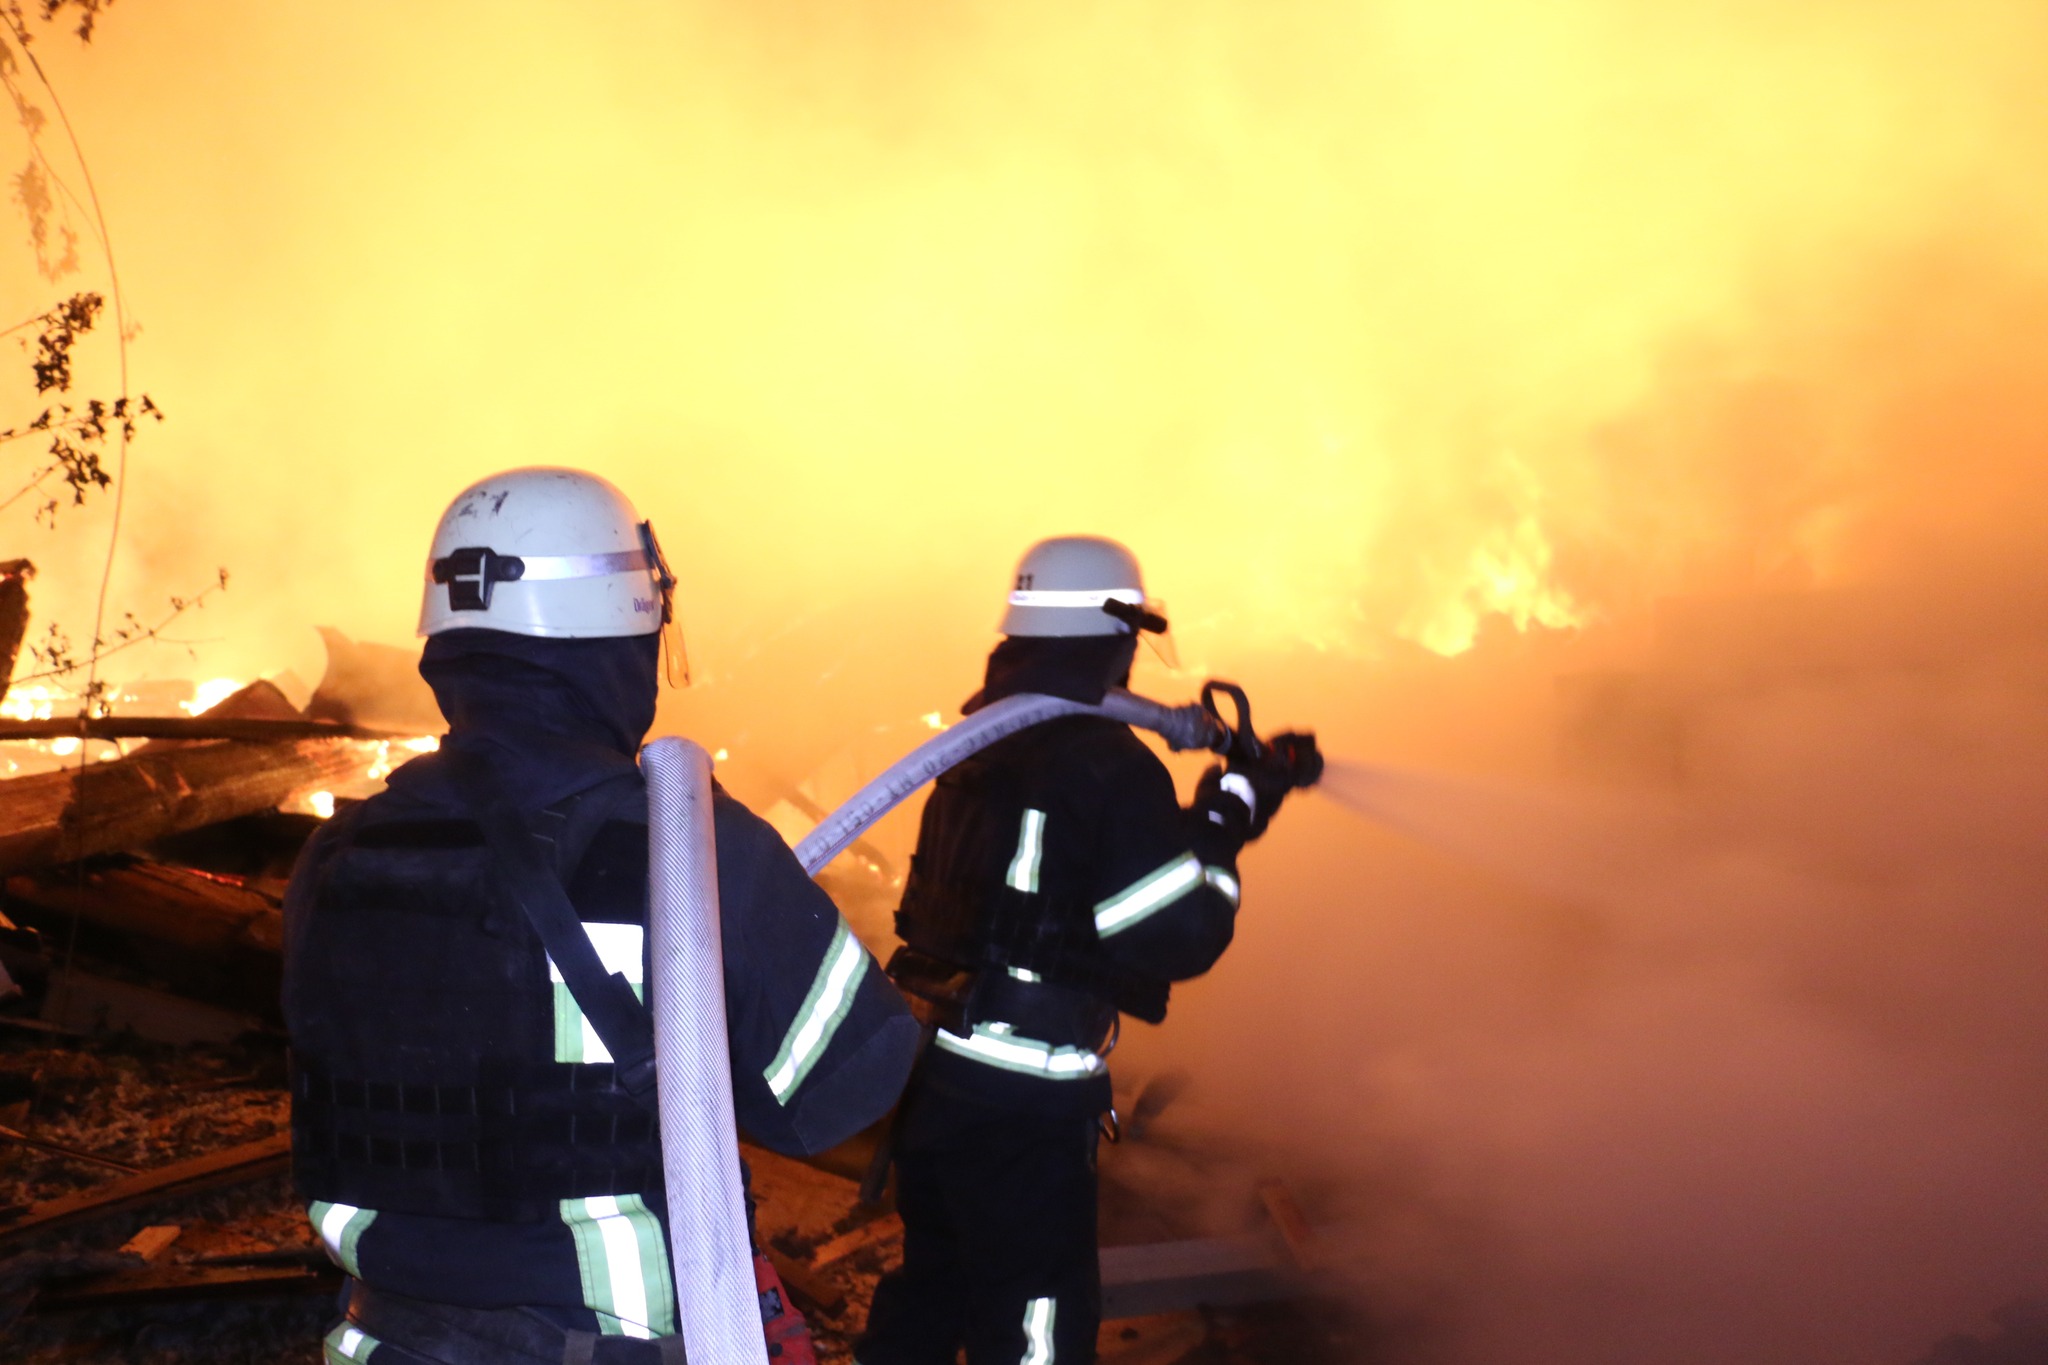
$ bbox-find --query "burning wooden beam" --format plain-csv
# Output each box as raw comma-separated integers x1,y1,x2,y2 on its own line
0,682,374,878
0,716,399,742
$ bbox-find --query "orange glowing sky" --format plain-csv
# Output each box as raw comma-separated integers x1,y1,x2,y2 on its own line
1,0,2044,694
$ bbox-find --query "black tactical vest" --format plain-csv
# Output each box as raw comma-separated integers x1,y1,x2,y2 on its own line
894,717,1169,1030
288,783,667,1222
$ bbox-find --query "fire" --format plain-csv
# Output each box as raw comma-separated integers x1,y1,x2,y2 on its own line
1405,513,1585,657
182,677,245,715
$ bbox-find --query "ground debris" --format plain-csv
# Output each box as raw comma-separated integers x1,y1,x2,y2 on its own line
0,1029,322,1361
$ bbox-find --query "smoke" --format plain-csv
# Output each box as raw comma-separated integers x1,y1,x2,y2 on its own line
2,3,2045,1361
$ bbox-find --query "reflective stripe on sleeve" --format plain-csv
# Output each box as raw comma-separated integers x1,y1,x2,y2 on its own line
1203,866,1241,907
1005,809,1048,893
764,918,868,1102
549,922,645,1065
309,1200,377,1278
562,1194,678,1338
324,1323,382,1365
1022,1295,1058,1365
1093,853,1204,937
932,1022,1104,1079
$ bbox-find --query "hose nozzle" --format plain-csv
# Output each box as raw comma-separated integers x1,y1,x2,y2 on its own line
1199,680,1323,790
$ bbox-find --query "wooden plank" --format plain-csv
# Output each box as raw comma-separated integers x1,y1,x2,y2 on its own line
1098,1236,1309,1321
117,1225,182,1262
8,857,283,956
0,717,399,742
741,1141,862,1246
0,1131,291,1250
0,732,371,878
0,1119,143,1173
809,1214,902,1268
35,1261,336,1310
1256,1179,1325,1273
762,1247,846,1320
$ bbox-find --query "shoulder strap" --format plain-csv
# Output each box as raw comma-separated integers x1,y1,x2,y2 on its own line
442,749,659,1101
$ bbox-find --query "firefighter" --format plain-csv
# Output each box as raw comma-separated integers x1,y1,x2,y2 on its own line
285,468,920,1365
855,535,1295,1365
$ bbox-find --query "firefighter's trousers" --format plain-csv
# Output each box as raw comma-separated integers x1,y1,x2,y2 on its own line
856,1078,1102,1365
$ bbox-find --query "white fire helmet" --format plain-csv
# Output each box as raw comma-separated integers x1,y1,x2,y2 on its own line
417,468,676,640
1000,535,1164,639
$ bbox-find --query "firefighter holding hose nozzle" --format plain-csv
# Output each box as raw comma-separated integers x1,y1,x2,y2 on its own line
857,535,1314,1365
283,469,919,1365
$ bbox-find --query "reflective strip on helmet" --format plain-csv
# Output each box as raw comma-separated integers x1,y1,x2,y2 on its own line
420,548,652,582
1006,808,1047,893
1005,588,1143,609
1093,853,1204,937
765,918,868,1102
549,922,645,1065
562,1194,678,1338
514,549,654,581
1203,866,1241,908
309,1200,377,1278
324,1324,382,1365
1008,966,1042,982
932,1021,1104,1078
1022,1295,1058,1365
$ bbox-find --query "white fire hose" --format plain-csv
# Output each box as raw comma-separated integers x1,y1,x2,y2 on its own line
641,737,766,1365
639,691,1217,1360
793,688,1220,874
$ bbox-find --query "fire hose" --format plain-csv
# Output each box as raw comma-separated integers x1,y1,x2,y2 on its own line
792,682,1321,874
638,685,1319,1362
642,737,767,1365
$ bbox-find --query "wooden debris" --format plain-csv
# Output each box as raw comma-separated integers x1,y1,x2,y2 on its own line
37,968,268,1045
741,1141,863,1247
5,857,285,1018
1098,1311,1211,1365
307,626,444,735
0,1119,142,1173
0,716,396,743
0,687,372,877
116,1224,182,1262
0,1131,291,1250
1256,1178,1325,1274
764,1246,846,1319
1098,1235,1309,1320
0,559,31,694
809,1214,903,1269
34,1259,335,1311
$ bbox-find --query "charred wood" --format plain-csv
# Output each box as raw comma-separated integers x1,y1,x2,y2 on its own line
0,559,31,694
0,732,369,878
0,716,399,742
32,1258,335,1311
0,1131,290,1250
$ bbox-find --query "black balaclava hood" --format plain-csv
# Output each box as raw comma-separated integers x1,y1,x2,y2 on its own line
965,633,1139,714
394,627,660,812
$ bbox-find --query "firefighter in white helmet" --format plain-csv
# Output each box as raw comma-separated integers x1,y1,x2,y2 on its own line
285,467,917,1365
858,535,1295,1365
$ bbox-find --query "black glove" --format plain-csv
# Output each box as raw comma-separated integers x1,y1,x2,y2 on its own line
1190,764,1254,854
1222,757,1291,840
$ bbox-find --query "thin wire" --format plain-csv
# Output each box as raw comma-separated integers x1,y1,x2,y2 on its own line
11,27,129,714
5,20,131,1002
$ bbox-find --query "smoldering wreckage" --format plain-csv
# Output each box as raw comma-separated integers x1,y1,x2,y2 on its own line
0,568,1364,1364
